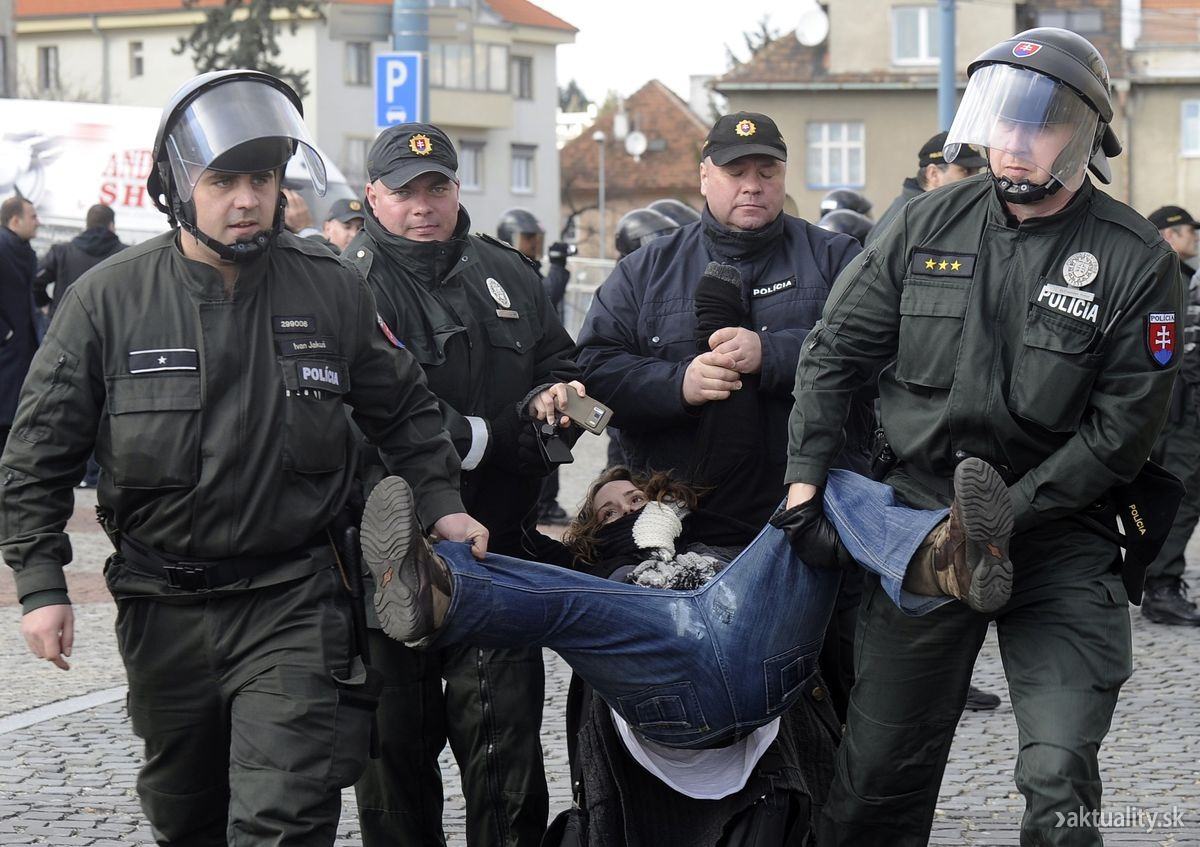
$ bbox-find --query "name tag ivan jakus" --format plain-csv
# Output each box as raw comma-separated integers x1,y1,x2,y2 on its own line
1037,282,1100,324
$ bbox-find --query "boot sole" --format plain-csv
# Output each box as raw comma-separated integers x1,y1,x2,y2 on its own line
954,459,1014,614
361,475,434,643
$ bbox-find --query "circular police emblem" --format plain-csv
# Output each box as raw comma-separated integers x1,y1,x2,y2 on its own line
409,134,433,156
486,277,511,308
1062,252,1099,288
735,119,756,137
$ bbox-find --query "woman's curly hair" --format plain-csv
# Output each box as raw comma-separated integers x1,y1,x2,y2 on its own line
562,466,699,567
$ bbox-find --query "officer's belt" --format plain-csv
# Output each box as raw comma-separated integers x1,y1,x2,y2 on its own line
897,459,1021,503
120,533,329,592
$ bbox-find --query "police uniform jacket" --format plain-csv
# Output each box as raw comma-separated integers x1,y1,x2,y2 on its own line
0,225,41,426
0,230,464,613
576,210,869,533
345,206,579,551
788,174,1184,531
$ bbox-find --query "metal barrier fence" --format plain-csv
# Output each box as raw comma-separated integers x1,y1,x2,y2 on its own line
561,256,616,339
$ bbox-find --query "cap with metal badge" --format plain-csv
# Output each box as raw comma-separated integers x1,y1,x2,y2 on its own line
701,112,787,165
326,197,365,223
1147,205,1199,231
367,122,458,189
919,130,986,170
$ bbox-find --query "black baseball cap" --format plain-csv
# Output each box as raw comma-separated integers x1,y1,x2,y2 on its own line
1148,205,1199,230
921,131,987,169
367,122,458,189
702,112,787,165
326,197,365,223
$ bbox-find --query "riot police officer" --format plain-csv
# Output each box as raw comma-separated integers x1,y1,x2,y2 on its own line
784,29,1183,844
648,197,701,227
497,206,574,523
614,207,679,258
2,70,485,845
817,187,872,219
345,123,581,847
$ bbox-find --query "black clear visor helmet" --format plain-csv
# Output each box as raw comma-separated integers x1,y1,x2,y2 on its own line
945,63,1099,192
165,78,326,203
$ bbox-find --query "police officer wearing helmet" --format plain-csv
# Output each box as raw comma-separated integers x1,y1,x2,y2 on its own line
818,187,872,219
496,206,575,523
784,29,1184,844
2,69,487,844
816,208,873,246
614,207,679,258
344,123,582,847
865,130,988,247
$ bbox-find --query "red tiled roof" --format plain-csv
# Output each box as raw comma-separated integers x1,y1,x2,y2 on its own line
17,0,577,32
560,79,710,197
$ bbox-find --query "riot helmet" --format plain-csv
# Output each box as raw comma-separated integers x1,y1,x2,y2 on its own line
147,70,325,262
818,188,872,218
817,209,873,246
945,28,1119,204
497,207,544,258
648,198,701,227
615,208,678,258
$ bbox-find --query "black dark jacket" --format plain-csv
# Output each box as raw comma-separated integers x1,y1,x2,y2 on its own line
0,226,40,425
35,227,126,314
346,205,580,555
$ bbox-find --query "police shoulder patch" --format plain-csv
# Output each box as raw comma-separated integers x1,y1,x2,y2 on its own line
1147,312,1177,368
911,248,976,278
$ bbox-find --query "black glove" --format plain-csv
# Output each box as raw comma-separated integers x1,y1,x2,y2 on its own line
769,498,855,570
486,408,551,477
548,241,571,267
694,262,745,352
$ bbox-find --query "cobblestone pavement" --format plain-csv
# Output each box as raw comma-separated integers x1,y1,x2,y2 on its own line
2,433,1199,844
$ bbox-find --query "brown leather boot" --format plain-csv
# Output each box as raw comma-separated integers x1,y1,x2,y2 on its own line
361,475,453,646
928,458,1014,613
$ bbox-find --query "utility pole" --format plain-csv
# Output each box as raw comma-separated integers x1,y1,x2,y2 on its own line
392,0,429,121
938,0,956,130
593,131,606,260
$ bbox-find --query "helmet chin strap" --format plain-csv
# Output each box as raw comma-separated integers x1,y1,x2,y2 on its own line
992,172,1064,205
173,192,286,264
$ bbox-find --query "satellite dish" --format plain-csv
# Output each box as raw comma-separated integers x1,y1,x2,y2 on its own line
796,6,830,47
624,131,648,161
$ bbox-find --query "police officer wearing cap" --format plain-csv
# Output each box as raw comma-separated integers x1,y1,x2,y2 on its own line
865,130,988,247
1,69,486,844
784,29,1183,844
322,197,366,253
343,123,582,847
1141,205,1200,625
577,111,870,720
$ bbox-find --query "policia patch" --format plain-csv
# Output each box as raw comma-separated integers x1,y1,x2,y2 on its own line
911,249,976,278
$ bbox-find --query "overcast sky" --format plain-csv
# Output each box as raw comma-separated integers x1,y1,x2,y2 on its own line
534,1,806,103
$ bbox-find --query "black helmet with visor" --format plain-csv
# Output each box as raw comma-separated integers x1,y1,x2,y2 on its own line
147,69,326,262
945,28,1119,204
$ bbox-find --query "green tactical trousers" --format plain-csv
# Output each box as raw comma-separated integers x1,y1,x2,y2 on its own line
1147,407,1200,583
819,515,1133,847
107,559,374,846
354,630,549,847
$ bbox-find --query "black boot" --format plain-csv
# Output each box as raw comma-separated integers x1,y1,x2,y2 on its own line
1141,578,1200,626
964,685,1001,711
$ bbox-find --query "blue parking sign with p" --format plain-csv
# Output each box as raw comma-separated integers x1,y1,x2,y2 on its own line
375,52,422,128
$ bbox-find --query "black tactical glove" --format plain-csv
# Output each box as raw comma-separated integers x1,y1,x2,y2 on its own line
548,241,571,268
769,497,855,570
487,407,552,478
694,262,745,352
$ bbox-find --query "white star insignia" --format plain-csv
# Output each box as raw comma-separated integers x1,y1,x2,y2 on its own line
158,356,167,365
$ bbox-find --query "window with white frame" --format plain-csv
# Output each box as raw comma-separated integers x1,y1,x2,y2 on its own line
344,137,371,187
459,141,485,191
892,6,940,65
1184,101,1200,156
430,42,508,91
512,55,533,100
1036,10,1103,33
129,41,144,78
511,145,535,193
346,42,371,86
806,122,865,188
37,45,59,92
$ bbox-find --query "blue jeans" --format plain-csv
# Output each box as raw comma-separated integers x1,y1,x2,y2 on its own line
430,470,948,748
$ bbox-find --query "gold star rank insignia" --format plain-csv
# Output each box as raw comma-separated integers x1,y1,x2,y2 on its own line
409,134,433,155
735,119,756,137
938,260,949,270
950,260,961,271
925,258,936,270
912,249,976,277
